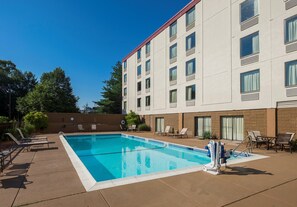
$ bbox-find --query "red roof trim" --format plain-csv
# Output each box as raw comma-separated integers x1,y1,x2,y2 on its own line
122,0,201,62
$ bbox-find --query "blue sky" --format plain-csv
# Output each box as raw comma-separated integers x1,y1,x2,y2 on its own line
0,0,190,109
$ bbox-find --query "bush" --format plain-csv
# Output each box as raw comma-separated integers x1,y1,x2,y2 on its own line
23,112,48,132
125,111,140,126
203,131,211,139
138,123,151,131
0,116,10,124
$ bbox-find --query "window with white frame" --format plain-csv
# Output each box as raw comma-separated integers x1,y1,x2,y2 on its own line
169,67,177,81
195,117,212,137
170,21,177,37
145,96,150,106
240,0,259,23
137,49,141,60
124,74,127,83
169,89,177,103
285,15,297,44
137,81,141,92
221,117,244,141
186,32,196,51
137,65,141,76
123,101,127,111
145,60,151,72
137,98,141,108
240,69,260,93
145,78,150,89
170,44,177,59
285,60,297,87
123,61,127,69
186,7,195,26
146,42,151,54
186,85,195,101
123,88,127,96
186,59,196,76
240,32,259,57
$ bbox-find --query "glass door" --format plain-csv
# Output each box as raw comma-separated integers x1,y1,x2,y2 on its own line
221,116,244,141
155,117,164,132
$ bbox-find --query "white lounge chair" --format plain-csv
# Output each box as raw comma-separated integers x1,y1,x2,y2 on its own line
161,126,171,136
6,133,55,151
247,131,267,149
78,124,85,131
127,125,136,131
16,128,47,141
91,124,97,131
169,128,188,138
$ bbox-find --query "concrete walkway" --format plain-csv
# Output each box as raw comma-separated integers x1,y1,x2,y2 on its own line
1,133,297,207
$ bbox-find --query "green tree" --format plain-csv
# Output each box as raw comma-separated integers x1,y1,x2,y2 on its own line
94,61,122,114
0,60,37,118
17,68,79,114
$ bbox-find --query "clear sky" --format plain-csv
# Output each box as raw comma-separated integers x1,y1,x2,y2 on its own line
0,0,190,109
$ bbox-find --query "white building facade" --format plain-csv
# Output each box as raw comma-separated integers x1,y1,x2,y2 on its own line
122,0,297,140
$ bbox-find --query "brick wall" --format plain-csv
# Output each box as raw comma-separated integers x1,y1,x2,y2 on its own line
143,113,179,132
45,113,125,133
277,107,297,134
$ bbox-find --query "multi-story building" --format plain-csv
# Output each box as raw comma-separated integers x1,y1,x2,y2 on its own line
122,0,297,140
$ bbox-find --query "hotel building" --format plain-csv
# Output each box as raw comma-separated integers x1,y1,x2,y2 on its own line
122,0,297,140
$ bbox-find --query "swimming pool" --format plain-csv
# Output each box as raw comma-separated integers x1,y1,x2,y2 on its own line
60,133,266,191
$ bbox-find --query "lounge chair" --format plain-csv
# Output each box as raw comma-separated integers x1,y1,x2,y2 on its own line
247,131,267,149
169,128,188,138
274,133,295,153
78,124,85,131
16,128,47,141
161,126,171,136
127,125,136,131
91,124,96,131
6,133,55,151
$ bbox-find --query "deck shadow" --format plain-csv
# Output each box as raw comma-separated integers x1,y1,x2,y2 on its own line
222,166,273,176
30,147,59,152
0,175,32,189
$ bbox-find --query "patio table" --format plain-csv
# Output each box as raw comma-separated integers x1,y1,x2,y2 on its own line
258,136,276,150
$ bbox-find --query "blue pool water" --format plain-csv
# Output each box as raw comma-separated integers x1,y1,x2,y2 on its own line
65,134,211,182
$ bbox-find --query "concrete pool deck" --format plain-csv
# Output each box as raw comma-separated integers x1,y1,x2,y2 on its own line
1,132,297,207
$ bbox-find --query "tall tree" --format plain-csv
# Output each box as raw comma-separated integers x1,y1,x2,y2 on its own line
0,60,37,118
17,68,79,114
94,61,122,114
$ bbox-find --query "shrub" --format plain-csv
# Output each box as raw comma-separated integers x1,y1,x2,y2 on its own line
125,110,140,126
203,131,211,139
0,116,9,124
138,123,151,131
23,112,48,132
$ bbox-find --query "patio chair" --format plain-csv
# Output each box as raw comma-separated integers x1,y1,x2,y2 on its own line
91,124,97,131
161,126,171,136
127,125,136,131
169,128,188,138
247,131,267,149
6,133,55,151
78,124,85,131
16,128,47,141
274,133,294,153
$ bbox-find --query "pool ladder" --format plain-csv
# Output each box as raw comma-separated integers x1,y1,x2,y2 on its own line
231,136,253,157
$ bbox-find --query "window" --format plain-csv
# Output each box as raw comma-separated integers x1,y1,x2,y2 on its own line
170,21,177,37
285,16,297,44
145,78,150,89
145,60,151,72
137,49,141,60
155,117,164,132
170,44,177,59
240,32,259,57
137,81,142,92
145,96,150,106
123,61,127,69
240,0,259,23
285,60,297,87
186,33,196,51
195,117,211,137
146,42,151,54
123,101,127,111
186,85,195,101
186,59,196,76
221,117,244,141
169,67,177,81
137,98,141,107
186,7,195,26
240,69,260,93
123,88,127,96
169,89,177,103
124,74,127,83
137,65,141,76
